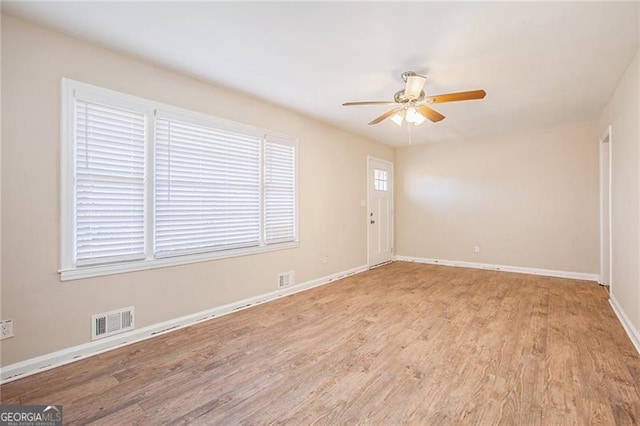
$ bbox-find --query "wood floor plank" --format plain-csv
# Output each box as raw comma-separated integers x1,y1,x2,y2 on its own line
2,262,639,424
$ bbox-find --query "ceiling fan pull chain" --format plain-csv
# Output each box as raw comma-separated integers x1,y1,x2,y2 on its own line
409,121,413,145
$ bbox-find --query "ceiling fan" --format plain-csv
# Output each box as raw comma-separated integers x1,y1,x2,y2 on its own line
342,71,486,126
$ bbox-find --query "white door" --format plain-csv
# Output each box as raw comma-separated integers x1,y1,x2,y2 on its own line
368,157,393,267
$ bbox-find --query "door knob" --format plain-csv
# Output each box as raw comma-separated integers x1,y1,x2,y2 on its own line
370,220,375,224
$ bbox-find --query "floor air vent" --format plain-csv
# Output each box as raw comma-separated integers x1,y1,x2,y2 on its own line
278,271,295,288
91,306,135,341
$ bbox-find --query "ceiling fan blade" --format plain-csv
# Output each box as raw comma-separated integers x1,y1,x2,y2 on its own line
425,89,486,104
417,105,445,123
342,101,396,106
368,108,402,125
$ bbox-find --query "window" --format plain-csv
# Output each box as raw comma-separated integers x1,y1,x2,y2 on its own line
75,99,146,266
61,79,298,280
154,114,262,257
374,169,389,191
264,137,296,243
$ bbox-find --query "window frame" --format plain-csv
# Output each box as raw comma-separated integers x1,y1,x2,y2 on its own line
60,78,298,281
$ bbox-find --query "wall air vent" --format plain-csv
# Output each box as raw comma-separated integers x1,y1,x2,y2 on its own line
278,271,295,288
91,306,135,341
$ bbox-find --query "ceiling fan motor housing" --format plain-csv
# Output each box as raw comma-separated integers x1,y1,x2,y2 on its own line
398,71,427,102
394,90,425,104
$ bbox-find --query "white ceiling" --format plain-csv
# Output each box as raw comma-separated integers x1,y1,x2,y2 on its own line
4,2,639,146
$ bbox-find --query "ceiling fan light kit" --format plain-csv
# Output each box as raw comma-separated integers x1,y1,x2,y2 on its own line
404,107,426,125
343,71,486,127
390,109,406,126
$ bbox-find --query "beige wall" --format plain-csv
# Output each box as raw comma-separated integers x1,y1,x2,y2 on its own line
599,48,640,334
0,14,393,365
395,122,600,273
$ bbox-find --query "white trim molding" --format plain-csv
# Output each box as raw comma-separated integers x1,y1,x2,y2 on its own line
609,295,640,354
395,255,599,281
1,264,368,384
598,124,613,286
60,242,299,281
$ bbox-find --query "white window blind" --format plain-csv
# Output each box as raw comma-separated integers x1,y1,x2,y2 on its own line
154,115,262,257
74,100,146,266
264,138,296,243
62,79,298,280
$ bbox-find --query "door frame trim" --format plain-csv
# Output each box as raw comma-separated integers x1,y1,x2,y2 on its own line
598,125,612,287
366,156,394,268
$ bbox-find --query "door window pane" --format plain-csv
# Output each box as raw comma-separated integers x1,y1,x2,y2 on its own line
374,169,388,191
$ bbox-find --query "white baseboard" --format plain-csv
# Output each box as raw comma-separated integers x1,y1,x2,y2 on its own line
0,264,368,384
394,255,599,282
609,295,640,354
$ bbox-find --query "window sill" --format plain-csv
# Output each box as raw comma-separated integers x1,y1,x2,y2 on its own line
59,241,299,281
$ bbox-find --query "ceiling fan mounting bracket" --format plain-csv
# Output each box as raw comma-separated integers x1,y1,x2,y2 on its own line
400,71,418,83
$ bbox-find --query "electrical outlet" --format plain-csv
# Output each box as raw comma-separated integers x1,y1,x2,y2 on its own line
474,246,481,253
320,256,329,264
1,319,14,339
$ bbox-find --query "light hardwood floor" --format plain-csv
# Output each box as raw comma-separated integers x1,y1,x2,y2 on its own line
2,262,640,424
